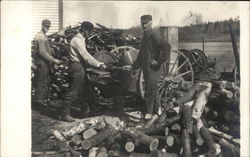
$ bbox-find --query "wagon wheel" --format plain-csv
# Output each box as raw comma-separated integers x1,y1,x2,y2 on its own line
110,46,137,60
188,49,208,79
139,50,194,109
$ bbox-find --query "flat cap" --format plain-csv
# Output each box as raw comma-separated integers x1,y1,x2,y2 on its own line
42,19,51,27
81,21,94,31
141,15,152,23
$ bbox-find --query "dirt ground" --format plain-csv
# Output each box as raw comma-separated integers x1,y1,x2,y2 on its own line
31,98,143,152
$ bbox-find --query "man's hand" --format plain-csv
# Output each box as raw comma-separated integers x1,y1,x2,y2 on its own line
123,65,132,71
54,59,62,64
150,60,158,67
99,63,107,71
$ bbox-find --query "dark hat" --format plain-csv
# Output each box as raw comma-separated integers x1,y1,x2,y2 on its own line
141,15,152,23
42,19,51,27
81,21,94,31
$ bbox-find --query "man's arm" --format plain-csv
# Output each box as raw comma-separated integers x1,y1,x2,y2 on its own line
37,37,60,64
74,38,103,68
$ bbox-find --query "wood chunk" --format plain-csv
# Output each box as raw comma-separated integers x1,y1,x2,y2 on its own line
82,126,116,150
83,128,98,140
181,129,192,157
192,82,212,123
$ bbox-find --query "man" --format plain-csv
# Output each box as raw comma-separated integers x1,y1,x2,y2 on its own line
33,19,62,107
61,21,107,122
125,15,171,119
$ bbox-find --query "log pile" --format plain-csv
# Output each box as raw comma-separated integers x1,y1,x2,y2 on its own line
33,79,240,157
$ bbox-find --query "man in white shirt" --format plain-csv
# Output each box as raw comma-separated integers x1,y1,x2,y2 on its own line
61,21,106,122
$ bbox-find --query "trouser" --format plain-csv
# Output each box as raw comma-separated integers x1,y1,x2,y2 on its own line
33,58,50,102
61,62,89,116
144,80,161,115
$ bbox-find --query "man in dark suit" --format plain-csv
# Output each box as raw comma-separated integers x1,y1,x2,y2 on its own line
125,15,171,119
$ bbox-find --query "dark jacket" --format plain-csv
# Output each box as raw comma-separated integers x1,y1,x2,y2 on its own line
133,29,171,82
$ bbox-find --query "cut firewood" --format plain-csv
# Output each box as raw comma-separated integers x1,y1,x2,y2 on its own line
181,105,193,133
143,115,181,135
96,146,108,157
82,126,116,150
166,134,179,147
152,136,167,149
83,128,98,140
123,128,159,151
192,125,204,146
192,82,212,123
213,135,239,156
208,127,240,146
125,141,136,153
88,147,99,157
174,83,203,106
144,114,159,128
181,129,192,157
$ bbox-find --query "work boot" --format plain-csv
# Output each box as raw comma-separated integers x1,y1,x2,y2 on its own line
62,115,75,122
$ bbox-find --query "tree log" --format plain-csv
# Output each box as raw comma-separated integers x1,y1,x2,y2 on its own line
143,115,181,135
208,127,240,146
83,128,98,140
213,88,233,99
104,132,123,150
152,136,167,149
192,82,212,123
123,128,159,151
144,114,159,128
181,129,192,157
96,146,108,157
192,126,204,146
166,134,179,147
200,126,222,157
181,106,193,133
82,126,116,150
174,83,203,106
213,136,239,156
88,147,99,157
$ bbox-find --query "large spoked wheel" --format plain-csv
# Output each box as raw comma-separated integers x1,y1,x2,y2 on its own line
139,50,194,108
187,49,208,79
110,46,137,60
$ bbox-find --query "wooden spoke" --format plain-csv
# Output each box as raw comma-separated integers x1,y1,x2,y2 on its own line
174,70,192,78
173,59,189,75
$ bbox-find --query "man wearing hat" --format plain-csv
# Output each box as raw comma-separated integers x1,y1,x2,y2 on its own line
33,19,62,107
125,15,171,119
61,21,107,122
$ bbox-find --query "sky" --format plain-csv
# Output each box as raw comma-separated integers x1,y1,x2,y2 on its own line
63,1,240,29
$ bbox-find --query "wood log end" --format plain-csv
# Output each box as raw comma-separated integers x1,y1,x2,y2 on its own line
125,141,135,153
196,137,204,146
82,140,91,150
149,138,159,151
166,135,174,147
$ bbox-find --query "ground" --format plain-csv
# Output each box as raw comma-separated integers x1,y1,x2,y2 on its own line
32,98,142,152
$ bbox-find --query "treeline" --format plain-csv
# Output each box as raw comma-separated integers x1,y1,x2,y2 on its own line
179,17,240,42
123,18,240,42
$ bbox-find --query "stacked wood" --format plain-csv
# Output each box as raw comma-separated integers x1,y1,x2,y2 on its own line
208,127,240,146
143,115,181,135
192,126,204,146
181,129,192,157
192,82,212,123
123,127,159,152
82,126,117,150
